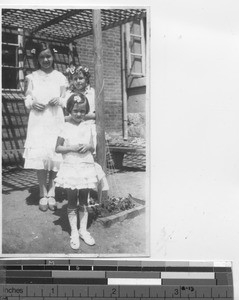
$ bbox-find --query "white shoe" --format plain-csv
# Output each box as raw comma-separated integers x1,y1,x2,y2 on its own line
48,197,57,211
39,197,48,212
79,230,95,246
70,232,80,250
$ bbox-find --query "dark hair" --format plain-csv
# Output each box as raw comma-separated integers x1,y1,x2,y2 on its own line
66,93,90,114
33,42,55,69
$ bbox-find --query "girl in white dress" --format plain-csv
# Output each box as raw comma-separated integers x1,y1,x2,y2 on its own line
23,42,68,212
64,63,95,123
55,93,107,250
64,63,108,201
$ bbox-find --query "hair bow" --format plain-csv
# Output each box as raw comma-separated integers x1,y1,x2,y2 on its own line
74,95,82,103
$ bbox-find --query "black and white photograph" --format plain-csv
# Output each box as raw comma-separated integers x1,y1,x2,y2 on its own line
1,7,150,256
3,0,239,296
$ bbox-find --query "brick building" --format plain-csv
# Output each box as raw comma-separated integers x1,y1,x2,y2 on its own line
2,9,147,165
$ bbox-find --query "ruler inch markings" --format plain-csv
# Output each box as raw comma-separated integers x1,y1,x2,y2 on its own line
0,260,234,299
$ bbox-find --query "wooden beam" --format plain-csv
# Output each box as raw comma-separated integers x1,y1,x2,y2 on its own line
92,9,106,172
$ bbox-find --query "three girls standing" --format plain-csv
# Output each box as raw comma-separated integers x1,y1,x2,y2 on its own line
24,42,108,250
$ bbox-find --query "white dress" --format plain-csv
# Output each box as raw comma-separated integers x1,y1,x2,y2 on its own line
55,121,108,190
23,69,68,171
65,86,97,147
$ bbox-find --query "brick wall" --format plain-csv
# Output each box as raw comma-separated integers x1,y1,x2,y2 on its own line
75,27,123,135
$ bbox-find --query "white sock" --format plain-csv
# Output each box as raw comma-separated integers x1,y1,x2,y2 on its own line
67,208,78,236
79,206,88,233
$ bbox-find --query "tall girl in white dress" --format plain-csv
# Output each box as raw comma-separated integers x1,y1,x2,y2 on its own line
23,42,68,211
55,93,108,250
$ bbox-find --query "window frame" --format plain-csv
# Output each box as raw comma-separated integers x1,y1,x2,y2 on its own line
2,29,24,91
126,18,146,77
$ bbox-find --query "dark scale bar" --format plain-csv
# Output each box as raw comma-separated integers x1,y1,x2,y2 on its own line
162,278,217,285
165,266,189,272
6,277,53,284
215,272,229,285
70,265,92,271
6,270,52,277
21,260,45,265
93,266,117,271
142,266,166,272
45,265,69,270
186,267,214,272
5,266,22,270
227,272,233,285
53,278,107,285
117,266,142,271
214,267,232,272
23,265,45,270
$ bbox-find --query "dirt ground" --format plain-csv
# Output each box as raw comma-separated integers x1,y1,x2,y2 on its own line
2,167,149,256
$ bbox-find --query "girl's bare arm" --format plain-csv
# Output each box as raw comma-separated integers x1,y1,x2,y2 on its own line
55,136,83,154
84,112,96,121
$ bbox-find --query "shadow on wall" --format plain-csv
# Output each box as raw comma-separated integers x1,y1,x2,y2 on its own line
2,95,28,167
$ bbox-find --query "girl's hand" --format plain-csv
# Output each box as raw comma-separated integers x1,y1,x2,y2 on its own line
49,97,60,106
70,144,84,152
32,101,46,111
78,144,93,153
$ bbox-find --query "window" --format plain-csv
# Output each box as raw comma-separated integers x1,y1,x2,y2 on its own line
2,31,23,90
126,18,146,77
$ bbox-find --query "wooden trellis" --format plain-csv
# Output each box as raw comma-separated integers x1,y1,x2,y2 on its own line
2,8,147,168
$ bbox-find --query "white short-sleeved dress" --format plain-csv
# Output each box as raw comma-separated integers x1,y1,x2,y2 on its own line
54,121,108,190
23,69,68,171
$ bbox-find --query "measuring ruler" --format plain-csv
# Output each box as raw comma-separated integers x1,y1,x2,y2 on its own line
0,259,233,299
